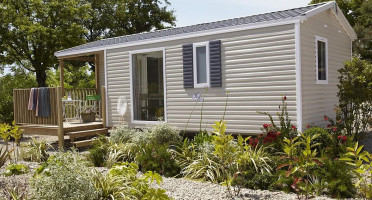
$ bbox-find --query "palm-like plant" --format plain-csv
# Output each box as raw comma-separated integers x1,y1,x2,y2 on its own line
0,147,13,168
20,137,51,162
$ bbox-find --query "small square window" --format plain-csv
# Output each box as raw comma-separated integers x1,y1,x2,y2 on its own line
193,42,210,88
315,36,328,84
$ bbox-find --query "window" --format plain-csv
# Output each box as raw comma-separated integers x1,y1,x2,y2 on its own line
131,50,164,122
193,42,210,88
316,36,328,84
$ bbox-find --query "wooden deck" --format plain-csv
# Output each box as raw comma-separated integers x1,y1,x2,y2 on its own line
21,121,104,136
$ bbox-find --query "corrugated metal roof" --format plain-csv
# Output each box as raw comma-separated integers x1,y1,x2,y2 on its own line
55,3,325,56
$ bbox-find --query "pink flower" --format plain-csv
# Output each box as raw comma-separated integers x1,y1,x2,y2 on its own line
306,124,311,128
277,131,282,136
324,116,329,121
332,127,337,132
263,124,269,129
338,135,342,139
342,136,347,141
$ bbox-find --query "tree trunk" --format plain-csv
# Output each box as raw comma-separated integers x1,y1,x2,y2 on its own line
36,69,47,87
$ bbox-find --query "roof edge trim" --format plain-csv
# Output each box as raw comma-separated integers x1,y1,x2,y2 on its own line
303,1,357,40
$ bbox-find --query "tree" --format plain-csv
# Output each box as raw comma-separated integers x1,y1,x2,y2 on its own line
82,0,176,42
0,0,176,87
310,0,372,61
0,0,89,87
0,68,37,123
46,64,95,89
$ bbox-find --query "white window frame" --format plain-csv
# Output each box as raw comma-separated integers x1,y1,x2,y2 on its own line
315,35,328,84
129,47,167,125
193,42,210,88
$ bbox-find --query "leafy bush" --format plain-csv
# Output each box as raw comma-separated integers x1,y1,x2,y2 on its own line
109,124,137,144
314,159,356,198
147,123,181,145
3,163,29,176
31,151,98,200
337,57,372,136
136,143,180,177
20,137,51,162
87,136,109,167
341,142,372,199
303,127,332,154
92,162,170,200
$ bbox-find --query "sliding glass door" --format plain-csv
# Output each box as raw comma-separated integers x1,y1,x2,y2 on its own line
132,51,164,121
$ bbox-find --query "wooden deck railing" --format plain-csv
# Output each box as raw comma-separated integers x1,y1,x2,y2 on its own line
63,88,97,119
13,88,59,125
14,86,106,148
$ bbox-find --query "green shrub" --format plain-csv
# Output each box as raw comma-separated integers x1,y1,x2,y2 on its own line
31,151,98,200
20,137,51,162
136,143,180,177
337,57,372,136
147,123,181,145
3,163,29,176
303,127,332,154
314,159,356,198
92,162,170,200
237,169,277,190
109,124,137,144
87,137,109,167
192,131,213,146
0,147,13,168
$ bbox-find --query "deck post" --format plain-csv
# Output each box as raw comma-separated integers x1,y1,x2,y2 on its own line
95,54,100,94
57,86,64,148
101,86,106,127
59,59,64,95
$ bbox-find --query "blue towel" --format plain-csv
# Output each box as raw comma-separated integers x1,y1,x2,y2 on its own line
36,87,51,117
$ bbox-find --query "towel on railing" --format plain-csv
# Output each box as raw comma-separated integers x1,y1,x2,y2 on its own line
27,88,38,110
36,87,51,117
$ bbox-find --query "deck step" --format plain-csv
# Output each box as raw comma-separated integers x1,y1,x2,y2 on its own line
67,128,108,140
71,139,96,148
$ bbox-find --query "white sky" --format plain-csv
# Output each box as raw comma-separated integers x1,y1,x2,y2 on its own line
170,0,312,27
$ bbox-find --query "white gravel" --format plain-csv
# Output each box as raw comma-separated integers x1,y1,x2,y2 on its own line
155,176,332,200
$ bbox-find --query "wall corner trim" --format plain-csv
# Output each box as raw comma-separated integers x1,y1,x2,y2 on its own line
295,22,303,133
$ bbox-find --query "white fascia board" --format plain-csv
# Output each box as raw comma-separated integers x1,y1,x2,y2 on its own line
295,22,303,133
55,17,302,58
304,1,357,40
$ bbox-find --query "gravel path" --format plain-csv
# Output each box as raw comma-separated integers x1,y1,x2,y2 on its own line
156,176,332,200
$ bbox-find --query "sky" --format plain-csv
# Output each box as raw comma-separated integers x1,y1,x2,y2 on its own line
170,0,312,27
1,0,312,76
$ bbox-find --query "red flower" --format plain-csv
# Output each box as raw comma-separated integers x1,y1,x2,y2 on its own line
291,125,296,130
337,135,342,139
332,127,337,132
277,131,282,136
306,124,310,128
283,96,287,100
324,116,329,121
263,124,269,129
342,136,347,141
327,124,331,128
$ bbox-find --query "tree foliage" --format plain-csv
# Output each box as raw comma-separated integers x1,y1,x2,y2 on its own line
0,0,176,87
0,0,89,87
0,68,37,123
337,57,372,135
82,0,176,42
310,0,372,61
46,64,95,89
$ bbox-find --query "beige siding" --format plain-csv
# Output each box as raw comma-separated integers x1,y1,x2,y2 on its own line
301,10,351,128
106,24,297,134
